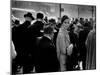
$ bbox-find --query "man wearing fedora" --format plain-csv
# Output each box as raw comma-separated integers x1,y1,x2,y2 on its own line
28,13,45,72
28,12,44,38
14,12,35,74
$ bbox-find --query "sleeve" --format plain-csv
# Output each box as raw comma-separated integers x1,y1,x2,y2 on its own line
11,41,17,59
67,44,73,56
56,33,67,55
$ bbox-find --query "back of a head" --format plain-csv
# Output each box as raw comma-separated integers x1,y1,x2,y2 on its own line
49,18,56,24
43,24,54,35
75,18,79,24
37,12,44,19
80,18,83,21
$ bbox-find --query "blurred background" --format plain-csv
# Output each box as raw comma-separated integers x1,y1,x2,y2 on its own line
11,0,96,24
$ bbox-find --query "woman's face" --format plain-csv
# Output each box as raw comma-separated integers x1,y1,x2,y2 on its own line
62,19,70,30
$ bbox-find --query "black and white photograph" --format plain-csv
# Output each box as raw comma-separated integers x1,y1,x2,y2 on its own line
11,0,96,74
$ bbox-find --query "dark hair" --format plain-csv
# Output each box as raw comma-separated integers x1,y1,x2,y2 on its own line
36,12,44,19
49,18,56,24
75,18,79,24
14,20,20,25
43,24,54,34
80,18,83,21
61,15,69,24
68,24,74,31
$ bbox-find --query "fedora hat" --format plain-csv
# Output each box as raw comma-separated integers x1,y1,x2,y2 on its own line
24,12,34,20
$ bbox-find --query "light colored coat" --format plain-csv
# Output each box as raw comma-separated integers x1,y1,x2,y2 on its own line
56,27,70,71
85,30,96,70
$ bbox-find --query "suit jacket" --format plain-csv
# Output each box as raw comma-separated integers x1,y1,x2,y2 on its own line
35,36,59,73
28,20,44,38
27,20,44,64
12,21,31,55
68,31,80,66
12,21,33,65
79,29,90,60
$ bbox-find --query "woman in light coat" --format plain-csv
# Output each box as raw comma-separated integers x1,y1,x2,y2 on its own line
56,15,73,71
85,23,96,70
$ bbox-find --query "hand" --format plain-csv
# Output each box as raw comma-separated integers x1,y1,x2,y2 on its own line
67,44,73,55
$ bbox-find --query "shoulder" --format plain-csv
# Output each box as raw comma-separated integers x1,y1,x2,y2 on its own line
31,20,37,24
88,30,94,37
34,21,43,24
86,30,94,42
58,29,64,35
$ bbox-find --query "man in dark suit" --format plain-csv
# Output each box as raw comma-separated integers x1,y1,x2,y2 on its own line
27,13,45,73
12,19,20,74
29,12,44,38
12,12,34,74
35,25,59,73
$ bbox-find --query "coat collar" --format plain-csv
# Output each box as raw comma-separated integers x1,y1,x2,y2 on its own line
44,34,52,40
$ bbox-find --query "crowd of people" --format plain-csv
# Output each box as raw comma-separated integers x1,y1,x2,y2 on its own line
11,12,96,74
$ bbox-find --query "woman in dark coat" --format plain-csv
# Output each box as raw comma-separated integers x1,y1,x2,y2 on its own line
67,23,80,70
